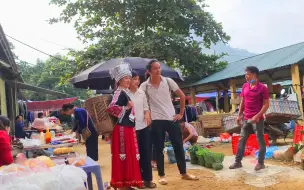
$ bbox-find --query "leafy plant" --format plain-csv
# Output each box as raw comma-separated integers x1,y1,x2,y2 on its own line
49,0,230,82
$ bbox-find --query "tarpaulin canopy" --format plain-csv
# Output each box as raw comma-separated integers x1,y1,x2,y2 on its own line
26,97,78,111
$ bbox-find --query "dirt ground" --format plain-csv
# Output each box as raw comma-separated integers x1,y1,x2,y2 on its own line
75,138,304,190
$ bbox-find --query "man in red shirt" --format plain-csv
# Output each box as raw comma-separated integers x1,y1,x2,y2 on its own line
229,66,270,171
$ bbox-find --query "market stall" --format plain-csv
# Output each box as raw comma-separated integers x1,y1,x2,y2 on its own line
182,42,304,138
26,97,78,112
3,131,104,190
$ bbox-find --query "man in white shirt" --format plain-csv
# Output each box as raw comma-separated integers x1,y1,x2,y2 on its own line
140,60,199,185
128,71,156,188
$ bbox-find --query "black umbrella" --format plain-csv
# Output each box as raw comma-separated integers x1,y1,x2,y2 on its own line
71,57,184,90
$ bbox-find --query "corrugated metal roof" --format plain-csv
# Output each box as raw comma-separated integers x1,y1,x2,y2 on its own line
190,42,304,86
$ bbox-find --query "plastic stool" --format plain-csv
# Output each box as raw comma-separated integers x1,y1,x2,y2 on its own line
80,157,104,190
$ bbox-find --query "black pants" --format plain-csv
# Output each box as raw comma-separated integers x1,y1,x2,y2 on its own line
86,130,99,161
137,127,153,182
151,120,186,176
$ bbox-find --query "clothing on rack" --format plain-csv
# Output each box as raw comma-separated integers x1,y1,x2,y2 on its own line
175,105,198,123
196,101,216,113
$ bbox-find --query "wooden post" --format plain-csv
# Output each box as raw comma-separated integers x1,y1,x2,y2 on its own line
0,77,7,116
291,64,303,121
216,89,220,113
229,79,237,112
224,89,229,113
190,87,196,105
266,78,274,99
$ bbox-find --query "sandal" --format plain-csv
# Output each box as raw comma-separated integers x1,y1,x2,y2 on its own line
158,178,168,185
182,174,199,181
137,185,146,189
144,181,157,189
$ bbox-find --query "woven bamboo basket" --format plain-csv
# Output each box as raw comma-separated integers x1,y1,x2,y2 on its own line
84,95,116,135
190,121,204,136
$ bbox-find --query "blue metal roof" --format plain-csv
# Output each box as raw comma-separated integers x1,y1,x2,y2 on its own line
190,42,304,86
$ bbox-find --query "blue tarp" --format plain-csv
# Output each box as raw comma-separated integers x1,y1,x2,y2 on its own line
196,89,242,98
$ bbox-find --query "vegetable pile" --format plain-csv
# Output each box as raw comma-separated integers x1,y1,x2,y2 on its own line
188,145,225,170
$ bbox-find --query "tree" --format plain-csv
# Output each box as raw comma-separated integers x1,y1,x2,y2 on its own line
18,55,91,104
49,0,230,82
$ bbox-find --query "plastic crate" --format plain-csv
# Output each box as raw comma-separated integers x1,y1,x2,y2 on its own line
293,125,304,144
232,134,269,156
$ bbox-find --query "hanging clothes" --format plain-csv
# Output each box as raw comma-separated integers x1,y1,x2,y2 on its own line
174,105,198,123
196,101,216,113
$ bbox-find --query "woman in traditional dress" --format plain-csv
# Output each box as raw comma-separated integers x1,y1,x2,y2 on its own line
107,63,143,189
62,104,99,161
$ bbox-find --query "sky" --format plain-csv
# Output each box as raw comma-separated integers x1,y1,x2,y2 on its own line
1,0,304,64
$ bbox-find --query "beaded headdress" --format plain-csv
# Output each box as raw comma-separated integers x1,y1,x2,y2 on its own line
109,62,132,82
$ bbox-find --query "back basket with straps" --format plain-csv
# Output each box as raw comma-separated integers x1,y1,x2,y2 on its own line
84,95,117,135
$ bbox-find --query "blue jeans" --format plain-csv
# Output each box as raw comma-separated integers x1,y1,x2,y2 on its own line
235,120,266,164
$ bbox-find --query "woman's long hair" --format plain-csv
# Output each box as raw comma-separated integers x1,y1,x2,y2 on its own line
0,116,10,131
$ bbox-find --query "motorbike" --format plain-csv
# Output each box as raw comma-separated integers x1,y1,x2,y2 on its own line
264,120,292,145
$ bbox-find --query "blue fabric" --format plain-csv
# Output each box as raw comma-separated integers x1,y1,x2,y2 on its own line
74,108,96,135
15,121,25,138
290,120,295,130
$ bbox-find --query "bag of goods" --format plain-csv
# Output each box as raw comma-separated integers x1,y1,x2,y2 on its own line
0,182,40,190
197,136,210,144
203,151,214,168
167,147,176,164
196,148,209,166
36,156,56,167
16,153,27,165
53,147,74,155
166,147,187,164
68,156,86,167
273,150,284,160
220,133,231,143
0,165,87,190
212,152,225,170
212,163,224,170
273,146,296,161
282,146,296,161
255,146,279,160
188,145,201,165
0,164,27,173
183,141,191,149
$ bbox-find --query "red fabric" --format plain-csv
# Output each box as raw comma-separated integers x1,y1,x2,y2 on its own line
111,125,143,188
107,89,123,118
26,97,78,111
0,131,14,167
240,82,269,120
